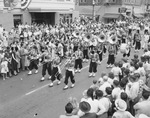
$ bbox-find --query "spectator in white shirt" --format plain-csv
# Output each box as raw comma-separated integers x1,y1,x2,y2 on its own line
111,62,122,80
95,90,110,118
134,92,150,117
112,80,121,100
78,88,105,117
99,76,111,96
112,99,134,118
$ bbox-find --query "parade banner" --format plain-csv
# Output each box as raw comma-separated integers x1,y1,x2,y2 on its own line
21,0,31,9
3,0,11,7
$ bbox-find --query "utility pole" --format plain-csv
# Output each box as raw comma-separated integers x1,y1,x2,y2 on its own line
92,0,96,21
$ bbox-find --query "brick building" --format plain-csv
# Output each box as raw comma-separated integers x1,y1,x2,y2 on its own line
76,0,147,22
0,0,79,31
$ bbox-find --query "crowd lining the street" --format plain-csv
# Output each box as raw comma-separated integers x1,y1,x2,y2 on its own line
0,16,150,118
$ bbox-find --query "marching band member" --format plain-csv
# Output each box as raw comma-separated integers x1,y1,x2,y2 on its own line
107,35,117,68
28,46,39,75
74,47,83,73
82,33,91,63
134,29,141,52
63,58,75,90
49,54,61,87
97,32,106,64
89,48,99,77
40,47,52,81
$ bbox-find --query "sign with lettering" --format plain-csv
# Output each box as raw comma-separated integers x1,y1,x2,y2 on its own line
124,0,142,6
3,0,11,7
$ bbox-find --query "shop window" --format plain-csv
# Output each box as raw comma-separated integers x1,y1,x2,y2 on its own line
60,14,72,24
13,14,22,28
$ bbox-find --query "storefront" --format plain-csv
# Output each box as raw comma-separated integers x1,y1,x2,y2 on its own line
0,0,79,31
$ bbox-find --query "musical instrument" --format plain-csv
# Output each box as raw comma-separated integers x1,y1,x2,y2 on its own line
108,35,118,44
120,43,130,54
97,32,106,43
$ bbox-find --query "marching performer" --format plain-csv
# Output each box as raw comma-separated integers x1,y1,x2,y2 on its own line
40,47,52,81
82,33,90,62
89,49,99,77
120,35,131,58
97,32,106,64
63,58,75,90
74,47,83,73
49,54,61,87
28,46,39,75
107,35,117,68
134,29,141,52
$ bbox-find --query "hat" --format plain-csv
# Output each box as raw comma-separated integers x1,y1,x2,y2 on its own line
139,114,150,118
79,101,91,113
115,99,127,111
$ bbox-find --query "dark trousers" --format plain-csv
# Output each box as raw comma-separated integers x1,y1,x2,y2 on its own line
107,55,115,65
51,66,60,82
64,70,75,85
123,48,131,57
74,59,82,69
97,51,103,62
83,49,89,59
29,59,38,70
135,41,141,50
103,45,106,54
73,46,78,52
89,61,97,73
42,62,52,77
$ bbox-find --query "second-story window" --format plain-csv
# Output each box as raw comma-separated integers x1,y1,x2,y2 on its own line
80,0,87,3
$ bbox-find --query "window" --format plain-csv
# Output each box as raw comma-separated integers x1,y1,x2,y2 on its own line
13,14,22,27
111,0,116,3
80,0,87,3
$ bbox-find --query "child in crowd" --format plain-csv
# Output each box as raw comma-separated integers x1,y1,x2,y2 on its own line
1,58,8,80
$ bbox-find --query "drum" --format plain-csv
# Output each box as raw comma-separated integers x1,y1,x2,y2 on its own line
120,44,129,54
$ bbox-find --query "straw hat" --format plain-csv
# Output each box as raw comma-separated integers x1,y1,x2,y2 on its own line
115,99,127,111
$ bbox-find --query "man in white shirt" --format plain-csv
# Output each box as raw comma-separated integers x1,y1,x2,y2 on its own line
112,80,121,100
111,62,122,80
99,76,111,96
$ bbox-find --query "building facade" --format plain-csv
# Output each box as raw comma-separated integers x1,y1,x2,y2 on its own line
76,0,147,22
0,0,79,31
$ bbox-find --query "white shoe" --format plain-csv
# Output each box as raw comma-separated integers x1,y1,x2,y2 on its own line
28,71,32,75
83,59,85,62
49,83,53,87
35,70,38,74
110,65,113,68
75,70,78,73
57,81,61,85
107,65,110,68
40,77,45,81
78,69,81,73
93,73,96,77
63,85,68,90
71,84,75,88
89,73,92,77
48,76,51,80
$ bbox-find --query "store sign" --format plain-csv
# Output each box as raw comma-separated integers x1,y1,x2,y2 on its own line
118,7,127,13
124,0,142,5
3,0,11,7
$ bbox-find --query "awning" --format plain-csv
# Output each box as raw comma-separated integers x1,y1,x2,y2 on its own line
134,14,144,18
103,13,120,19
28,8,72,13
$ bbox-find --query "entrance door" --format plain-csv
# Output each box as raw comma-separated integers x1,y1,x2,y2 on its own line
31,13,55,25
13,14,23,28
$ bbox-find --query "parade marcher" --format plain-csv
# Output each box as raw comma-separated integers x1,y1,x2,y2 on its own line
49,54,61,87
40,47,52,81
107,35,117,68
63,57,75,90
134,29,141,52
89,48,99,77
82,40,89,63
74,47,83,73
28,46,39,75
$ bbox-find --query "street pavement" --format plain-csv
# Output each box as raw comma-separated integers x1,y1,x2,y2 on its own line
0,48,143,118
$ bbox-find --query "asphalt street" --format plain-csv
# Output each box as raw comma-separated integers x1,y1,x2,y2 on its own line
0,49,143,118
